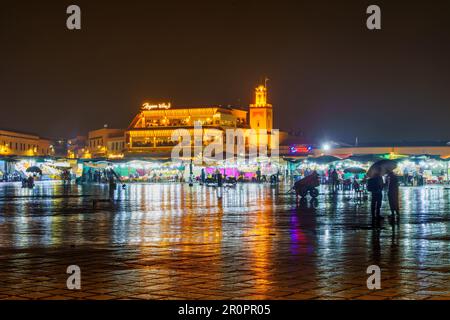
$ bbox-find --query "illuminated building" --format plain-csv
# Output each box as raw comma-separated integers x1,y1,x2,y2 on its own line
86,127,125,158
249,84,273,131
125,103,248,156
124,83,283,157
0,129,53,157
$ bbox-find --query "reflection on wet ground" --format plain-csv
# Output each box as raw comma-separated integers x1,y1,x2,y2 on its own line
0,181,448,300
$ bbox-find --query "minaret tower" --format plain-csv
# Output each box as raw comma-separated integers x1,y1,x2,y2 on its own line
249,81,273,131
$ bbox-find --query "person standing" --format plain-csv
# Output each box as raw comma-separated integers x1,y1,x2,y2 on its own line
200,168,206,185
108,176,116,200
331,169,339,193
367,175,384,220
256,167,261,183
217,170,223,187
387,171,400,218
27,175,35,188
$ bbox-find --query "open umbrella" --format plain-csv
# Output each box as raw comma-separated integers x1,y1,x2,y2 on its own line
367,160,397,178
26,166,42,174
344,167,366,174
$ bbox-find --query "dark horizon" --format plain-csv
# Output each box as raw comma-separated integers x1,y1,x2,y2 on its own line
1,0,450,143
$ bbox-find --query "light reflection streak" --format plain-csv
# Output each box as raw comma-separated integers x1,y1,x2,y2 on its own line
0,181,448,293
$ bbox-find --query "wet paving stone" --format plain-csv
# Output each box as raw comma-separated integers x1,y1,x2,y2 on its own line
0,181,449,300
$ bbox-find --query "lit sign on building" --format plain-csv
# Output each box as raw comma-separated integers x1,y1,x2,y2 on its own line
142,102,171,110
289,144,313,154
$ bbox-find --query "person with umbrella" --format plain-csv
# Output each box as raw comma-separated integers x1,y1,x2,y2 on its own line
367,160,397,220
387,170,400,219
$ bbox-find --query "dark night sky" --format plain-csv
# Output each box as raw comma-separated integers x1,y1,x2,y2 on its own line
1,0,450,143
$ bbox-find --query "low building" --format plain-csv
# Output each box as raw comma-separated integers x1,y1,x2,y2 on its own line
87,127,125,158
0,129,53,157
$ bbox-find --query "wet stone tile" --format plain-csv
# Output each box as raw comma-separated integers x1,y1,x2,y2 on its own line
0,182,448,300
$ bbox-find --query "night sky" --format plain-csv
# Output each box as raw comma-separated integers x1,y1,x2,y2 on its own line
1,0,450,143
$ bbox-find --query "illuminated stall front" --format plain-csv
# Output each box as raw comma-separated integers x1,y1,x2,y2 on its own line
286,153,450,185
5,158,78,181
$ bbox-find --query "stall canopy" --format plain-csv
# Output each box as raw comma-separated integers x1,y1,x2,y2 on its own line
347,154,385,163
307,155,342,164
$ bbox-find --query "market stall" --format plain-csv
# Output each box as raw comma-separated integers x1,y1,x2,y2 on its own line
13,158,76,181
286,154,450,185
111,160,186,182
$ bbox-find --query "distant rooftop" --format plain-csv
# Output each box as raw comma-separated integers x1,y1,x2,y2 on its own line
0,128,41,138
343,141,450,148
141,105,248,112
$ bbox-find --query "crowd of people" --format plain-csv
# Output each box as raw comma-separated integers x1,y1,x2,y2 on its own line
297,167,400,222
21,175,35,189
196,167,280,186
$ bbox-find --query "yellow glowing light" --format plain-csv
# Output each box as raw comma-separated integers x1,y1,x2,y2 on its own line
256,85,266,106
142,102,171,110
251,84,272,108
108,153,124,159
82,150,92,159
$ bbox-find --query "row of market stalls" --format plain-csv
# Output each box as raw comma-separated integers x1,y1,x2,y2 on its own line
0,157,80,182
78,159,282,183
286,154,450,185
0,156,282,183
1,153,449,185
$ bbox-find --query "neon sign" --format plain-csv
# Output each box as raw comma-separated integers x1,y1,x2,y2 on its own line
142,102,171,110
289,145,313,154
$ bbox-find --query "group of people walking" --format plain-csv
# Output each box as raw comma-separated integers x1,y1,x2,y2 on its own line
21,176,35,189
367,171,400,221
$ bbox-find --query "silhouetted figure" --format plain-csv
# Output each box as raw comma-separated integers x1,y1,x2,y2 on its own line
217,170,223,187
367,175,384,220
256,167,261,183
331,169,339,193
353,177,363,200
200,168,206,185
27,176,35,188
108,176,116,199
387,171,400,218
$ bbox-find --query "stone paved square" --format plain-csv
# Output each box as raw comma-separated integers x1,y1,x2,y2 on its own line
0,181,449,300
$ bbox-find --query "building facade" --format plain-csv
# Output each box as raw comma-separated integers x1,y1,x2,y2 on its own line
124,85,278,157
86,128,125,158
125,105,249,156
0,129,53,157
